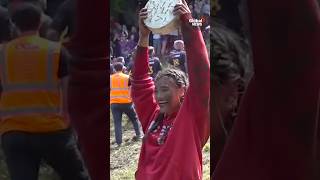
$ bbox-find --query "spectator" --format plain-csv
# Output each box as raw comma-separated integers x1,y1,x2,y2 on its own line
46,0,76,42
118,32,133,61
161,30,180,57
148,46,162,79
168,40,187,73
8,0,52,38
112,33,122,57
0,3,90,179
193,0,204,18
152,33,161,57
116,56,125,65
129,25,139,42
127,33,137,56
110,62,143,146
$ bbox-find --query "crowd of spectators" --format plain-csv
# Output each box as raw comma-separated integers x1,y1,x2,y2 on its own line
110,0,210,78
0,0,75,44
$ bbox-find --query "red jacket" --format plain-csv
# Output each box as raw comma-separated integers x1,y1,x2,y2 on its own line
131,13,210,180
214,0,320,179
68,0,108,180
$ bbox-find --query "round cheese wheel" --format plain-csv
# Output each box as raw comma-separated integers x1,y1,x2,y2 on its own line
144,0,180,35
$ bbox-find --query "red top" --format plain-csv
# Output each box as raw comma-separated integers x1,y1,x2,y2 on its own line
131,13,210,180
214,0,320,179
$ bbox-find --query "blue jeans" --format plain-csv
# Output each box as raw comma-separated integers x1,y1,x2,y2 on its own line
153,38,162,57
111,103,141,145
1,128,90,180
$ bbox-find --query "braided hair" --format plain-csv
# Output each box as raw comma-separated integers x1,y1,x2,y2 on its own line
211,19,250,172
155,68,189,89
212,19,250,82
211,20,250,136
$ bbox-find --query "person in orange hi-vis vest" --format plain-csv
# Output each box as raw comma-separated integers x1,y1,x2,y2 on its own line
0,3,90,180
110,62,143,146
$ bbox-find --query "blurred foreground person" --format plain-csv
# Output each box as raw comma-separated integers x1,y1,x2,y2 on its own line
213,0,320,179
0,4,90,180
0,5,11,43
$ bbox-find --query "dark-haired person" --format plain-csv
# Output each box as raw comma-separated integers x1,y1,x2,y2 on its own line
148,46,162,79
110,62,143,146
131,0,210,179
7,0,52,38
0,3,90,180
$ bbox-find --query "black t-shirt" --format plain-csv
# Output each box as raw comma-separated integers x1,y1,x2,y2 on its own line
168,50,187,73
149,57,162,79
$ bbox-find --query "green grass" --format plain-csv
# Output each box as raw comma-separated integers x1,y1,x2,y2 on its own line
110,113,210,180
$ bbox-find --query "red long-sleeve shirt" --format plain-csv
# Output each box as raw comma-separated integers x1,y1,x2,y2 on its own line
131,13,210,180
68,0,108,180
214,0,320,179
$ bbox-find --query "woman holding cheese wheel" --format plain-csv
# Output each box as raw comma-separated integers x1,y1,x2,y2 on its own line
131,0,210,179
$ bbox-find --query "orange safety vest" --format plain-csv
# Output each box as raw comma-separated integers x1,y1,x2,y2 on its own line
0,35,68,134
110,72,132,104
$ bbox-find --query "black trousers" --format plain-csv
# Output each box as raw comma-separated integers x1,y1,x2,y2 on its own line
1,129,90,180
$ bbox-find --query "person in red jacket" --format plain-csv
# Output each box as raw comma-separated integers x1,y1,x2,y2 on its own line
212,20,250,172
213,0,320,179
131,0,210,179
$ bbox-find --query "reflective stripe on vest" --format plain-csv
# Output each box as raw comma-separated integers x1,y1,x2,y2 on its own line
0,107,60,117
110,87,130,91
0,37,61,119
110,95,131,99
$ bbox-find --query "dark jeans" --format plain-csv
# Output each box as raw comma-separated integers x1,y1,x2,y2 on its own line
1,129,90,180
111,103,141,145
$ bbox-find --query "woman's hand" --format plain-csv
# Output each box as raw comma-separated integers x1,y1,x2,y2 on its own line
138,8,151,47
173,0,191,17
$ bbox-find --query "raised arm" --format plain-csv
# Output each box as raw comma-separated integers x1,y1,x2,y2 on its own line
174,1,210,145
131,8,158,132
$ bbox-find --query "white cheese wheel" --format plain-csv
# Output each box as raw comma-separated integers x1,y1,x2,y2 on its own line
144,0,181,35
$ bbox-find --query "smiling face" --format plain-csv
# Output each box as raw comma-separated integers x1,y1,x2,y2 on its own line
155,76,185,115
